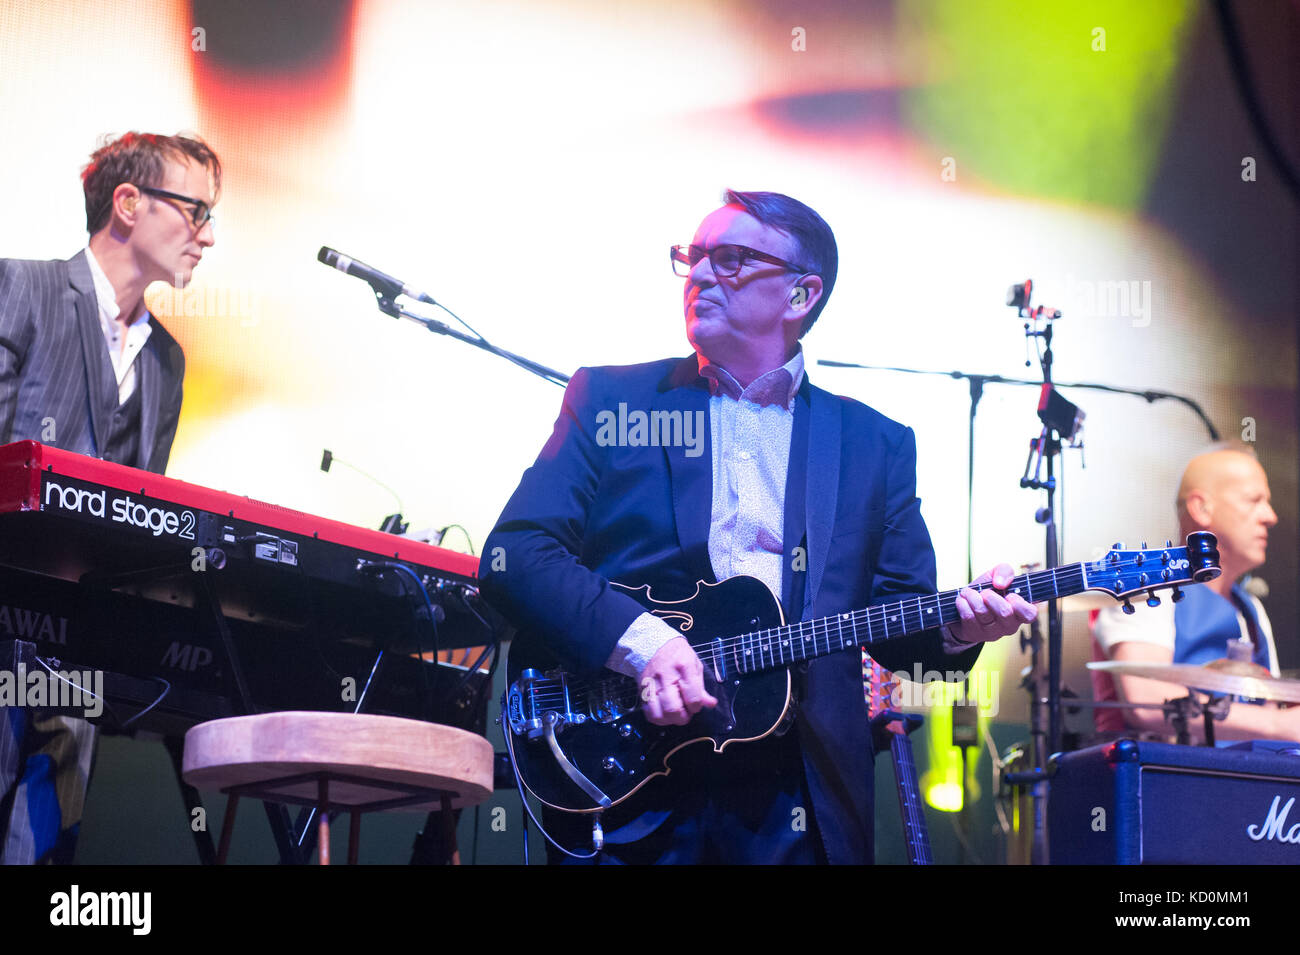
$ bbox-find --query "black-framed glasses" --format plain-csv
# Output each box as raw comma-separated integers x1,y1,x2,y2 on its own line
139,186,214,227
670,243,809,278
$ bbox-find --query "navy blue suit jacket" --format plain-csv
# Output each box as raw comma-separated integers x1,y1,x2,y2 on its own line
480,356,979,862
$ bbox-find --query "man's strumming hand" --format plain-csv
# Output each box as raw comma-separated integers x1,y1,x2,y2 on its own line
638,637,719,726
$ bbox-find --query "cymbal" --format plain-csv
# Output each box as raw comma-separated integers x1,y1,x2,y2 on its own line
1087,660,1300,704
1203,658,1273,679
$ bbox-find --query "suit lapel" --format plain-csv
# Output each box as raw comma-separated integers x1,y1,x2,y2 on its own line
804,383,840,613
136,326,161,470
67,252,115,455
657,359,714,583
781,385,810,620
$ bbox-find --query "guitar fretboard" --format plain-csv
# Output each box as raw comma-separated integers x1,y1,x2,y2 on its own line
693,563,1088,676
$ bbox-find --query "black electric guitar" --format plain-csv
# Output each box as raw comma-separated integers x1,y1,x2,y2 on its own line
503,533,1220,813
865,654,932,864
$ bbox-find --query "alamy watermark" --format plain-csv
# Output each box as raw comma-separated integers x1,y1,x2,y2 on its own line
0,664,104,718
889,664,1000,718
152,273,261,327
1059,274,1153,327
595,404,705,458
50,885,150,935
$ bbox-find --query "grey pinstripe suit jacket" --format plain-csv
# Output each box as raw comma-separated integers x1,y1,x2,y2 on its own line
0,250,184,474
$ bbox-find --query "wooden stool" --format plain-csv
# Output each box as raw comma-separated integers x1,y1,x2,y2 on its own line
182,712,493,864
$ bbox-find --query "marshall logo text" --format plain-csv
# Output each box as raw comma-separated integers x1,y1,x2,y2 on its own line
1246,795,1300,845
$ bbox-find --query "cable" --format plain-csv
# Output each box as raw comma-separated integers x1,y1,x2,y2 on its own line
30,657,128,732
1212,0,1300,203
448,642,497,702
446,587,499,703
502,725,600,861
437,524,476,555
360,561,441,716
353,649,386,715
296,563,436,852
432,301,568,388
120,678,172,731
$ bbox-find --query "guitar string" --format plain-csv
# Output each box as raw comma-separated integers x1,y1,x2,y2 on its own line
516,555,1196,707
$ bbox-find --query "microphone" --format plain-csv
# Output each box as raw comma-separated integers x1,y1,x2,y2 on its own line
1006,279,1033,310
317,246,437,304
1006,278,1061,319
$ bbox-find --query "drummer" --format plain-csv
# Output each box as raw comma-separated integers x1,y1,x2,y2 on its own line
1092,445,1300,742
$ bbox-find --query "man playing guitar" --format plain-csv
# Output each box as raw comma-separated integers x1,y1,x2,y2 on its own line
479,190,1036,863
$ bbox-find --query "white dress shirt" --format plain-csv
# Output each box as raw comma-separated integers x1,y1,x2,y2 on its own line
603,347,976,679
84,247,152,404
605,350,805,677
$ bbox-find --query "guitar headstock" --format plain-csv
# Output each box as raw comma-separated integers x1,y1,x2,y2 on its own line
863,654,902,729
1082,531,1220,612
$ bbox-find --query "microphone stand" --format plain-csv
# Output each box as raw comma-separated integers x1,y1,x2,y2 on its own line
818,360,1220,584
1018,308,1067,866
373,291,570,388
821,319,1218,862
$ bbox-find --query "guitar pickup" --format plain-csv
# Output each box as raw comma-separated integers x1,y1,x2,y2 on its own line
589,677,633,723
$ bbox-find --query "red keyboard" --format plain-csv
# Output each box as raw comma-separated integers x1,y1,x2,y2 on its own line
0,439,479,579
0,441,499,734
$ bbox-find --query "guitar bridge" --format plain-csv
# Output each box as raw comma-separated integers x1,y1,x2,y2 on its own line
505,668,587,739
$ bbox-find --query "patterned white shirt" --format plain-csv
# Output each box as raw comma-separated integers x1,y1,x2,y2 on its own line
605,350,804,677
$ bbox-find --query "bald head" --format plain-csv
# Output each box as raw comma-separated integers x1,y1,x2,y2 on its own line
1177,448,1276,582
1178,450,1262,519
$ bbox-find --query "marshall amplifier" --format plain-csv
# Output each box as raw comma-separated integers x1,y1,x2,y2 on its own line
1047,738,1300,864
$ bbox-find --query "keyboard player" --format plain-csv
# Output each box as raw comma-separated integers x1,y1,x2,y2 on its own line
0,132,222,863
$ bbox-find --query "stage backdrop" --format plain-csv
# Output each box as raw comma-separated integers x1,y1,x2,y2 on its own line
2,0,1296,844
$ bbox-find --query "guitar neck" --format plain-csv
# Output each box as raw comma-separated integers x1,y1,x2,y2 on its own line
890,733,933,865
690,562,1090,677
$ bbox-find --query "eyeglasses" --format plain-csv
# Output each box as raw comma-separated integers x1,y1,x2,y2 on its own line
670,243,809,278
139,186,214,228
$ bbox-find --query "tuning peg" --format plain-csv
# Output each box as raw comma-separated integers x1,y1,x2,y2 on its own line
1112,542,1124,550
1121,600,1135,615
1171,587,1185,603
1146,591,1161,608
1140,540,1148,549
1164,539,1173,548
